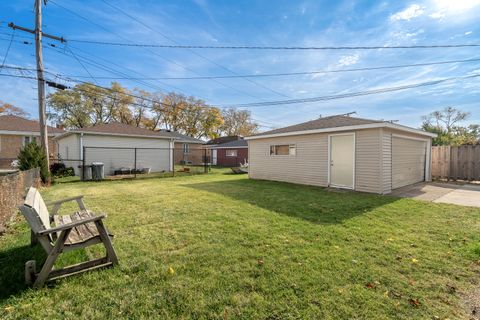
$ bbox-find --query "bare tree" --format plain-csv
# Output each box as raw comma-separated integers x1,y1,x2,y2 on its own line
422,106,470,133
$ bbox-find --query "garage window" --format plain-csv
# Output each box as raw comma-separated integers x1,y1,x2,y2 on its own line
226,149,237,157
270,144,296,156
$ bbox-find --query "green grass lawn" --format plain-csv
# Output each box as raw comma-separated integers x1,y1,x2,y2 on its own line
1,170,480,319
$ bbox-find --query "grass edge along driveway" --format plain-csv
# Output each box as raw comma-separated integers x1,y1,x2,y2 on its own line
1,171,480,319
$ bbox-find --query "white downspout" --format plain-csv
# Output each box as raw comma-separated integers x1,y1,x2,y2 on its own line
169,139,174,172
79,133,84,160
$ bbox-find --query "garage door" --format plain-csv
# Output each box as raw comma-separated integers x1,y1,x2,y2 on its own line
392,136,427,189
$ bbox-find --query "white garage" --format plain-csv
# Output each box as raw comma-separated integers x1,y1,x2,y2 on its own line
55,122,196,176
392,136,428,189
246,115,437,194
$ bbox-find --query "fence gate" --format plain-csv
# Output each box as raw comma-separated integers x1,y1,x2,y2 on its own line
431,145,480,181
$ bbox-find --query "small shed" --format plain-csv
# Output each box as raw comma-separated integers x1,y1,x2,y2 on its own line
245,115,436,194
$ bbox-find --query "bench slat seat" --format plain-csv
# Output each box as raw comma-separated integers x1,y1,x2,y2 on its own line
54,210,111,245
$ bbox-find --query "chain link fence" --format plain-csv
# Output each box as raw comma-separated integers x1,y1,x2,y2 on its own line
64,146,211,180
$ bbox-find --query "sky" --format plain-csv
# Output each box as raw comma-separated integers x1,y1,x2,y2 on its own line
0,0,479,131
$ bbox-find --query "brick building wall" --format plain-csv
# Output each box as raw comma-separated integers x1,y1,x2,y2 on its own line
216,148,248,167
0,134,57,169
174,142,206,165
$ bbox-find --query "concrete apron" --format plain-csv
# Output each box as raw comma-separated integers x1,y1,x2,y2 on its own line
390,182,480,208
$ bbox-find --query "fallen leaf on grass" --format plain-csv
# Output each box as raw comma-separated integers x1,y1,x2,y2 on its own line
168,267,175,275
365,282,376,289
408,298,420,307
446,284,456,294
387,291,402,299
257,259,264,266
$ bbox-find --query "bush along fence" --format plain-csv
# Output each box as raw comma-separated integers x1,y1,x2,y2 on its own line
431,145,480,181
0,168,41,233
57,146,212,181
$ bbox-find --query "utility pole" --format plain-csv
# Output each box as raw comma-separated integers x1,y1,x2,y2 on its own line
9,0,65,174
35,0,49,170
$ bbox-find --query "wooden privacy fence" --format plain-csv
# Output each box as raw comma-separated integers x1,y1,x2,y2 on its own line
431,146,480,181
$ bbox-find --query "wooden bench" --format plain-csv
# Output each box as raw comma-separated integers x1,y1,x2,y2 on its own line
19,187,119,287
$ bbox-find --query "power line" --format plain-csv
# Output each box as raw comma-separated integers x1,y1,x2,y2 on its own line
48,0,270,102
0,30,15,68
67,39,480,50
48,57,480,80
3,68,480,110
100,0,290,99
65,45,98,85
223,73,480,108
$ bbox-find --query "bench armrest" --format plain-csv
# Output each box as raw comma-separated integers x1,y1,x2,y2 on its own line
37,214,105,235
46,196,86,215
46,195,84,206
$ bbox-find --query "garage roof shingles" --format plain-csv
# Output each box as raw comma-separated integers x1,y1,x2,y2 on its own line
0,115,64,133
253,115,382,137
70,122,203,142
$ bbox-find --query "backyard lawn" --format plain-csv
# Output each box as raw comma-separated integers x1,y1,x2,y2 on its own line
1,169,480,319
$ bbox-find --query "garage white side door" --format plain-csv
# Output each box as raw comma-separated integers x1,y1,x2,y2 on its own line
392,136,427,189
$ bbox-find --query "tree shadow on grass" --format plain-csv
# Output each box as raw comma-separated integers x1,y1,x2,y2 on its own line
186,178,398,225
0,244,46,301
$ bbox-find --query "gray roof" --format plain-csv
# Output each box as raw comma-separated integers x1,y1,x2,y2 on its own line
59,122,204,143
164,131,204,143
211,139,248,148
253,115,382,137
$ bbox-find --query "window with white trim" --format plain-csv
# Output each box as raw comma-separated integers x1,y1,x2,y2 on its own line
226,149,237,157
23,136,36,146
270,144,296,156
183,143,189,154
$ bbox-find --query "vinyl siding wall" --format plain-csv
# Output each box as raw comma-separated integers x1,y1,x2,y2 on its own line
355,129,383,193
248,133,329,187
57,134,171,175
248,128,384,193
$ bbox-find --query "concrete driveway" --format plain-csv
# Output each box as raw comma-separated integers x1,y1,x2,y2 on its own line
390,182,480,207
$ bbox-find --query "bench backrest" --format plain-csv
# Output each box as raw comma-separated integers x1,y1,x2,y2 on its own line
20,187,51,234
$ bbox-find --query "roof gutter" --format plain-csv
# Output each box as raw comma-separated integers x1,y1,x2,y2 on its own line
245,122,437,140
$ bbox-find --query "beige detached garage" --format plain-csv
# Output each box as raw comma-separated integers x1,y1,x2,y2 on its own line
246,115,436,194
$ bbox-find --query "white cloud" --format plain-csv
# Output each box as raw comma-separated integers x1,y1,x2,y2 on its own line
429,0,480,19
429,11,446,19
338,54,359,67
465,31,473,35
390,4,425,21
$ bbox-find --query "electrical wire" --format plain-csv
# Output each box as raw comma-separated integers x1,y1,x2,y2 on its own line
101,0,290,99
224,73,480,108
0,30,15,69
44,57,480,80
48,0,271,102
67,39,480,50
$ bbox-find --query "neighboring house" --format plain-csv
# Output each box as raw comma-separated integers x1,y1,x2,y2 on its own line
246,115,437,194
166,131,205,165
55,122,204,176
0,115,64,169
209,139,248,167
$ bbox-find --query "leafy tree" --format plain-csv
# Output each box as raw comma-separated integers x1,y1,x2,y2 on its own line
47,82,134,128
47,82,259,139
220,108,259,136
0,101,28,117
17,141,49,183
422,107,478,145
